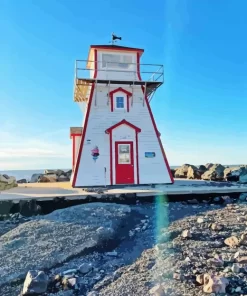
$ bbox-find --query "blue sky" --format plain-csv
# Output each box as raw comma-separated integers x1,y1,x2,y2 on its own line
1,0,247,170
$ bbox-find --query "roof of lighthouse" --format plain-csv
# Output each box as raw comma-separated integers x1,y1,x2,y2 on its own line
90,44,144,53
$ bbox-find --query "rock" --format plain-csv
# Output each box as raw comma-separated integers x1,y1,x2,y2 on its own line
203,274,229,293
207,256,224,267
187,199,198,204
237,256,247,264
240,173,247,183
211,223,223,231
68,277,79,289
63,269,77,275
17,179,27,184
197,217,204,223
38,174,57,182
19,199,40,217
174,164,198,178
170,169,176,178
198,165,207,172
187,166,203,179
149,284,165,295
182,229,192,238
196,274,204,285
87,292,99,296
224,236,239,248
239,193,247,202
0,174,17,191
201,164,225,181
44,169,65,176
239,233,247,245
231,263,240,273
205,163,214,170
0,203,131,286
30,173,43,183
57,175,70,182
22,270,48,295
78,263,92,274
224,236,239,247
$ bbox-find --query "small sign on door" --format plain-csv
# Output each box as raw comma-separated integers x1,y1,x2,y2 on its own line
145,152,156,158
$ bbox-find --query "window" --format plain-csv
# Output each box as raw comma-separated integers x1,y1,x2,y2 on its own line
116,96,124,109
102,54,132,69
118,144,130,164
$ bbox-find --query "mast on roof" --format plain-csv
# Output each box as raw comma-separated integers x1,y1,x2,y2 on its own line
111,33,122,45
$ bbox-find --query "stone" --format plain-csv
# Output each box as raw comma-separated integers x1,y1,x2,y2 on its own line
211,223,223,231
197,217,204,223
0,174,17,191
231,263,240,273
22,270,48,295
87,292,99,296
174,164,198,178
63,269,77,275
203,274,229,293
182,229,192,238
78,263,93,274
173,272,182,280
149,284,165,295
30,173,43,183
17,178,27,184
196,274,204,285
239,193,247,202
237,256,247,264
187,166,203,179
224,236,239,247
201,164,225,181
38,174,57,183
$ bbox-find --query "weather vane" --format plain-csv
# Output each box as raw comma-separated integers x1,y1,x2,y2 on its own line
110,32,122,45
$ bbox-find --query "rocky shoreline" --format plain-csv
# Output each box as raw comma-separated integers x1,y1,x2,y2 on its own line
172,163,247,183
0,193,247,295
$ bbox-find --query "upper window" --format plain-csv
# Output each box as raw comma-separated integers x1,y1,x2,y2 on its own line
102,54,132,69
116,96,124,109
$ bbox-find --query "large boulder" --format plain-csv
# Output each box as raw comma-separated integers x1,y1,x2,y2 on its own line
44,169,65,177
201,164,225,181
0,174,17,191
187,166,203,180
38,174,57,183
30,174,43,183
174,164,198,178
224,166,247,182
205,163,214,170
198,165,207,173
0,203,132,287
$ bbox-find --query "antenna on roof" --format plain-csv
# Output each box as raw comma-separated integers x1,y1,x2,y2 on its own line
110,32,122,45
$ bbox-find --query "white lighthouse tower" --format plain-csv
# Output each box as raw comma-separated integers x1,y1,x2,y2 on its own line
70,36,173,187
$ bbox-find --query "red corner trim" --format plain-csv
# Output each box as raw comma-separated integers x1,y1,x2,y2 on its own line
141,86,174,184
93,49,98,79
72,136,75,171
136,52,142,81
72,83,95,187
109,87,132,112
109,132,113,185
105,119,141,134
135,132,140,184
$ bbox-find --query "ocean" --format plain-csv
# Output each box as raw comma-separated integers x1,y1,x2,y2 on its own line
0,165,243,181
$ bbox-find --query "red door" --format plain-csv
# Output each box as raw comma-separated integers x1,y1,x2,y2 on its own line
115,141,134,184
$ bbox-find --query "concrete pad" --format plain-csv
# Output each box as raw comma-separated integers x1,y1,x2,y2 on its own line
0,179,247,202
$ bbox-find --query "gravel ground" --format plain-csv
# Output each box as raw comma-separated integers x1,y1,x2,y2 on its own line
1,195,247,296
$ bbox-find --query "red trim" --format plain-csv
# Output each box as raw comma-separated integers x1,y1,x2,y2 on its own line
109,133,113,185
90,45,144,53
72,136,75,170
72,83,95,187
109,87,132,112
93,49,98,79
135,133,140,184
105,119,141,134
141,86,174,184
70,133,82,138
106,120,141,185
136,52,142,81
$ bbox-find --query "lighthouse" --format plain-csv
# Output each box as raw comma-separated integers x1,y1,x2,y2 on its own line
70,38,174,187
